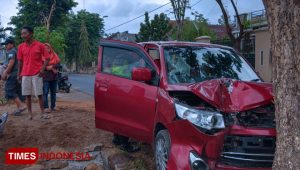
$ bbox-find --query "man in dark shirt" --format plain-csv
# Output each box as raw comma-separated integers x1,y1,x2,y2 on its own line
1,39,26,115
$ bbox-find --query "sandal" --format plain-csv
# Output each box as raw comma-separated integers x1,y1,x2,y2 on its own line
12,107,26,116
28,116,33,120
41,114,50,119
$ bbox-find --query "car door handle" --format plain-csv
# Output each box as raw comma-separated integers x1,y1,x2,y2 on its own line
98,83,108,88
96,80,109,91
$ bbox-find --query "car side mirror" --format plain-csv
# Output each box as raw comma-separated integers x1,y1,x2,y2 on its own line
132,67,152,82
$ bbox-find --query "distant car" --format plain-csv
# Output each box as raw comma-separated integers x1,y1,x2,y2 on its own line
95,40,275,170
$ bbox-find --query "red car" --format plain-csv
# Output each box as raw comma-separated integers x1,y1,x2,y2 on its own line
95,40,275,170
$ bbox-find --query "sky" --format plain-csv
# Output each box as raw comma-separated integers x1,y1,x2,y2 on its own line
0,0,265,34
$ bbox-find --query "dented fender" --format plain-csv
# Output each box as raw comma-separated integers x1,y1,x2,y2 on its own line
166,120,227,170
165,120,275,170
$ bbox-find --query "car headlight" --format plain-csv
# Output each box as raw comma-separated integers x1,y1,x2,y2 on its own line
175,103,225,130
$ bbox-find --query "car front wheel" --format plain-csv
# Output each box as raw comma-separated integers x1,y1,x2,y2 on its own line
155,130,171,170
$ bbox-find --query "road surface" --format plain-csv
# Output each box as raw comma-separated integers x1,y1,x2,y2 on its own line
69,74,95,96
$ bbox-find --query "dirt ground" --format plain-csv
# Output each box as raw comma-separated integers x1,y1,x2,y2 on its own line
0,90,155,170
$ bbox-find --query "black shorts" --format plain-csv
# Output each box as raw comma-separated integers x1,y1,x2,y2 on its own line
5,75,22,100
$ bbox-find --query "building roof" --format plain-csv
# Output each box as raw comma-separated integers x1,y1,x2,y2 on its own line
208,25,228,39
107,31,137,42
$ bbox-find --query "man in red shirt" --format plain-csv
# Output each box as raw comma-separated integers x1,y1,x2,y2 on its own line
17,26,50,120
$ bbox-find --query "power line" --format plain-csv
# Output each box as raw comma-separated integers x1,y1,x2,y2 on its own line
191,0,203,8
105,0,206,32
105,2,171,32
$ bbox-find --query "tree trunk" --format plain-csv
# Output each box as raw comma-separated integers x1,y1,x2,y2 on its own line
263,0,300,169
233,39,241,52
46,0,56,31
215,0,243,52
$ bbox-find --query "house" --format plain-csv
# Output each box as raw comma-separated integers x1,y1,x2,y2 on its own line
237,9,272,82
208,25,227,39
107,31,137,42
215,9,272,82
253,27,272,82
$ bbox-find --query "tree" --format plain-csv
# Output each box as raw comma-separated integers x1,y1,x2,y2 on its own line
137,12,171,42
170,0,189,40
43,0,56,31
78,20,92,68
218,10,234,26
0,27,13,39
215,0,244,51
178,15,216,41
65,10,104,67
136,12,151,42
33,26,66,60
263,0,300,169
10,0,77,43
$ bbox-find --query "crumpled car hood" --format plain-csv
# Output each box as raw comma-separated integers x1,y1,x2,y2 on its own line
188,78,273,112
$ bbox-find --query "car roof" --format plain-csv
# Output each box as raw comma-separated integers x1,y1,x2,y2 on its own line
100,39,234,51
139,41,234,50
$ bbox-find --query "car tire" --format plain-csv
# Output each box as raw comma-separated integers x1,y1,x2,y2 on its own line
155,129,171,170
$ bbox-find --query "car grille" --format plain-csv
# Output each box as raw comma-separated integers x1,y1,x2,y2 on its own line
219,135,275,168
236,104,275,128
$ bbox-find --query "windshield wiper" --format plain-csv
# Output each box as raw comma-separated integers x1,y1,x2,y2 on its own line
250,79,261,82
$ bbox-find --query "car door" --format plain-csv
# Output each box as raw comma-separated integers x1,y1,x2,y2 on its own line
95,40,159,142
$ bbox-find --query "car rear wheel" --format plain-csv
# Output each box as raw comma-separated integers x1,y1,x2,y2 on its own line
155,130,171,170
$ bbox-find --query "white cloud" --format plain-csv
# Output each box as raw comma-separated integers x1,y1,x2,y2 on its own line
0,0,18,27
0,0,265,34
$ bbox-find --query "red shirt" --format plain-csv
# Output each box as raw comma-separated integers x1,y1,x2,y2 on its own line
17,40,50,76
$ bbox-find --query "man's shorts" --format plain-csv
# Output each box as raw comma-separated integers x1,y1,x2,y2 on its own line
5,75,21,100
22,75,43,96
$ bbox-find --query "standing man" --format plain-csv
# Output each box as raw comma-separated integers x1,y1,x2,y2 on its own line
1,39,26,115
17,26,50,120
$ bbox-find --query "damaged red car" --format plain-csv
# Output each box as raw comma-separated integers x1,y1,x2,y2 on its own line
95,40,276,170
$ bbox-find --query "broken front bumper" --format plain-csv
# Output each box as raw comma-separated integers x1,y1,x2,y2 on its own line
166,120,276,170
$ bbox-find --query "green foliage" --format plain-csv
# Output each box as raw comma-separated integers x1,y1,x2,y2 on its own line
170,0,190,40
79,20,92,67
33,27,48,42
136,12,172,42
9,0,104,69
170,16,216,41
65,10,104,66
10,0,78,44
33,26,66,61
243,20,251,29
0,27,13,39
136,12,151,42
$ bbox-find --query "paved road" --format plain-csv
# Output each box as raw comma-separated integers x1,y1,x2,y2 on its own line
69,74,95,96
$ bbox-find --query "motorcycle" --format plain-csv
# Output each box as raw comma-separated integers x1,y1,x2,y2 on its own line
58,72,72,93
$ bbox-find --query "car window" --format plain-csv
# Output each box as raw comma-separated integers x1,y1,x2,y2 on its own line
164,46,260,84
148,49,160,60
102,47,148,79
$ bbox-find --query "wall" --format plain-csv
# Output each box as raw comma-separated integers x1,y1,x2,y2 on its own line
255,28,272,82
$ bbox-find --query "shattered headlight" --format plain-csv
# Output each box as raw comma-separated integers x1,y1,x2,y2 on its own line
175,103,225,130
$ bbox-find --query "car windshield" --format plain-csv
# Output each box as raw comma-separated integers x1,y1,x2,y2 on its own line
164,46,260,84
